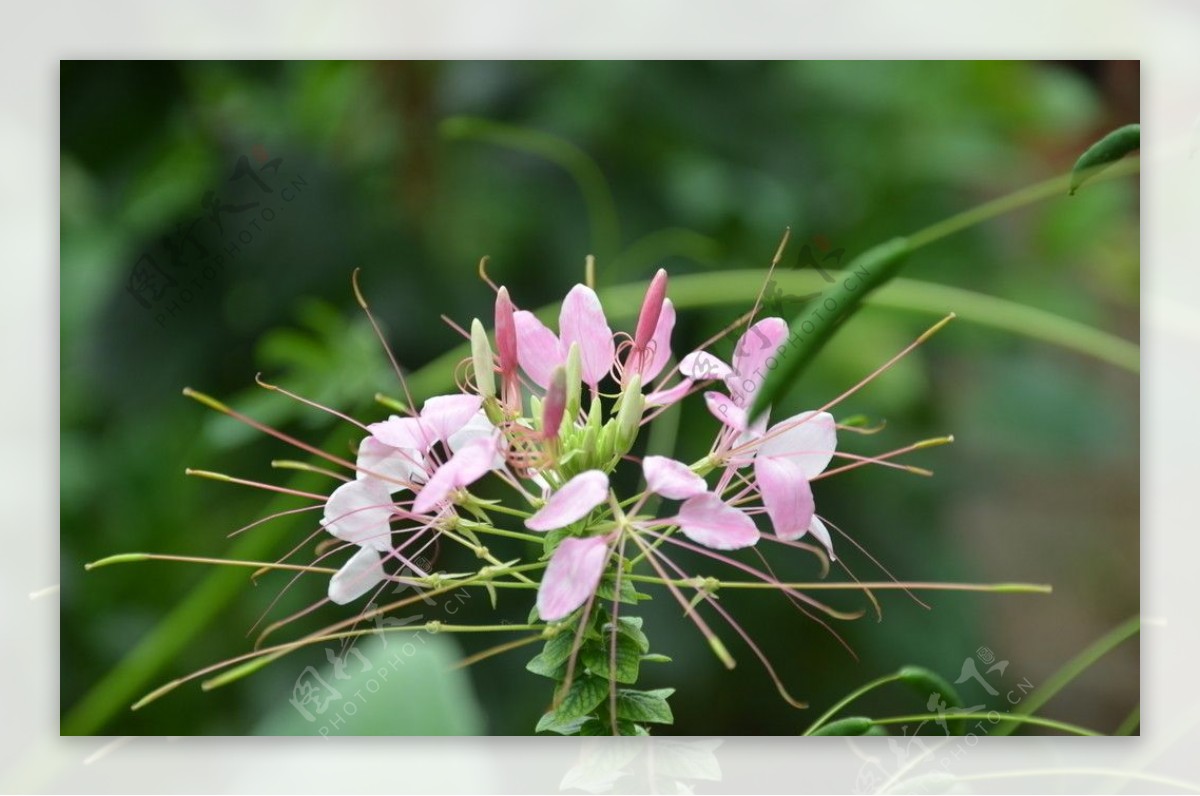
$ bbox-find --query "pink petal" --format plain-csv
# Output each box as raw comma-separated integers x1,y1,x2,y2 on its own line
645,378,694,408
513,310,563,389
643,455,707,500
679,350,732,381
728,408,772,469
704,391,747,432
368,415,431,451
537,535,610,622
675,493,760,550
356,436,422,493
446,411,505,468
323,478,394,551
757,410,837,478
525,470,610,531
754,455,815,541
420,395,483,443
328,546,385,605
641,298,676,382
808,515,836,560
411,435,499,514
559,285,615,387
728,317,788,404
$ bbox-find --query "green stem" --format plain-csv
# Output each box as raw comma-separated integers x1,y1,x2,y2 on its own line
1115,705,1140,736
906,157,1139,251
994,615,1139,736
626,575,1052,594
872,712,1100,736
440,116,620,263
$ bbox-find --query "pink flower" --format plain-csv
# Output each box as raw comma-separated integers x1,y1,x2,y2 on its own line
642,410,838,556
678,316,788,410
514,285,615,390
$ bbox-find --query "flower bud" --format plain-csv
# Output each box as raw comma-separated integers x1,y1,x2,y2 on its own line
614,373,644,455
563,342,582,423
542,367,567,441
633,268,668,352
494,286,518,376
470,318,495,399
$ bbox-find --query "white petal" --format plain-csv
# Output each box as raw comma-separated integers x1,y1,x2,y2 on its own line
328,546,385,605
356,436,422,493
808,515,836,560
323,478,394,552
757,410,837,478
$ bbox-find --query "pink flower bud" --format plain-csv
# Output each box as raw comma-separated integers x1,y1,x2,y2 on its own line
494,286,518,375
633,268,669,352
541,367,567,440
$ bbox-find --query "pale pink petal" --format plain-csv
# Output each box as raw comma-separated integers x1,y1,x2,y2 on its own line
559,285,615,387
525,470,610,531
412,435,499,514
643,455,707,500
675,493,760,550
420,395,483,443
537,535,610,622
704,391,747,432
513,310,563,389
640,298,676,382
446,410,505,468
727,317,788,403
808,515,836,560
356,436,422,493
757,410,837,478
323,478,394,551
645,378,694,408
679,350,732,381
368,415,432,451
328,546,385,605
728,407,772,468
754,455,815,541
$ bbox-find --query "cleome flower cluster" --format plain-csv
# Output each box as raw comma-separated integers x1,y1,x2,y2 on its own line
320,269,840,627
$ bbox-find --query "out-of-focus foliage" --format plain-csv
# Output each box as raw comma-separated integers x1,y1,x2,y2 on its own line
61,61,1138,736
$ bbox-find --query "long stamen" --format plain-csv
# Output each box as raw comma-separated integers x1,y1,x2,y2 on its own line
352,268,416,412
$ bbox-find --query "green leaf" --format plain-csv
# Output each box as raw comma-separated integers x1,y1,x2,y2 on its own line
535,711,588,735
582,631,643,684
810,716,875,736
615,688,675,725
749,237,912,420
577,718,643,736
898,665,965,735
1069,123,1139,195
611,616,650,653
551,676,610,723
529,630,577,672
595,574,645,605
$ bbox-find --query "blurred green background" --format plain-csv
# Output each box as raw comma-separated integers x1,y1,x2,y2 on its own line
60,61,1139,736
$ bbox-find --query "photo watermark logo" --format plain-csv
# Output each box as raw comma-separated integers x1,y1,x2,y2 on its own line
125,145,309,328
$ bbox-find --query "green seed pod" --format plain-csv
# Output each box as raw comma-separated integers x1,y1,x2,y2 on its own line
750,237,912,421
898,665,964,734
1070,123,1139,195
